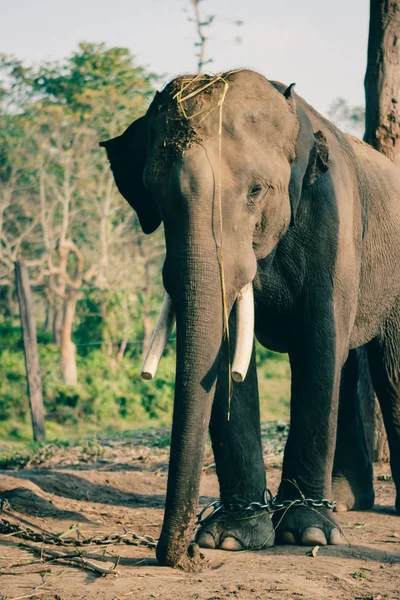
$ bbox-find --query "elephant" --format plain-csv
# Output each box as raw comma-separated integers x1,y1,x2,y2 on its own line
100,70,400,567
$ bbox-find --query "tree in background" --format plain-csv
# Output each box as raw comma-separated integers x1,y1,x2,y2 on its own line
361,0,400,462
186,0,243,73
364,0,400,165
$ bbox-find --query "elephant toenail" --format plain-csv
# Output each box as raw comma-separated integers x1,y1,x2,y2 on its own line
188,542,200,558
334,503,349,513
301,527,327,546
329,528,344,545
219,536,243,551
280,531,296,545
197,533,216,549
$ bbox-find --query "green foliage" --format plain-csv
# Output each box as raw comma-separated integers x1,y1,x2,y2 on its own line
74,290,106,356
0,320,290,441
0,319,176,439
0,348,27,422
256,343,291,421
31,43,157,129
0,441,68,469
0,438,107,469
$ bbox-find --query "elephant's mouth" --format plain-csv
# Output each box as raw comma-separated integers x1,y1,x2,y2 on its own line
141,282,255,383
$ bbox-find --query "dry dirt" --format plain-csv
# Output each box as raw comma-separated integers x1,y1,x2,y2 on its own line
0,430,398,600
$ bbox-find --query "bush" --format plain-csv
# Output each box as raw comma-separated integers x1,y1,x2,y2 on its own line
0,349,27,421
0,318,289,441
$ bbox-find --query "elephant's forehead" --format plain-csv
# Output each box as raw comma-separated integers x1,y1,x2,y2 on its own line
148,71,297,174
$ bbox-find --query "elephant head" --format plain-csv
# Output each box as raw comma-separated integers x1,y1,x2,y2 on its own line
100,70,329,567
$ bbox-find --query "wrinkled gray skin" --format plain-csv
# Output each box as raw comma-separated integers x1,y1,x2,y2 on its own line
101,70,400,567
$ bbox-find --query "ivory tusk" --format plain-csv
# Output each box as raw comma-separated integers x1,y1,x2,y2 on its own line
141,292,175,380
231,283,254,383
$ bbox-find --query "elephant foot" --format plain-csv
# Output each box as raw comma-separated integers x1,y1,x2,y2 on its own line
332,471,375,513
273,505,345,546
196,509,275,551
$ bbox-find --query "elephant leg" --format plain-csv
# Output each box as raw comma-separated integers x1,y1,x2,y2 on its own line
197,309,274,551
273,314,345,546
367,306,400,513
332,348,375,512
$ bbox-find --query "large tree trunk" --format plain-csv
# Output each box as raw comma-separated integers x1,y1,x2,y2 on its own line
364,0,400,165
15,261,46,441
362,0,400,461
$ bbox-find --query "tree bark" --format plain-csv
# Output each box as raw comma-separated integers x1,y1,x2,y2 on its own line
52,307,62,345
44,305,54,333
54,240,82,386
44,288,54,334
362,0,400,461
364,0,400,166
15,261,46,441
60,291,78,386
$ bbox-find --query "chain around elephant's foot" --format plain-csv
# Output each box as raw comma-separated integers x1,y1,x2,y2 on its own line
196,509,275,551
273,504,345,546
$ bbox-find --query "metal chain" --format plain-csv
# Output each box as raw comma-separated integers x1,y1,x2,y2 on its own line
0,492,336,546
197,489,336,525
0,517,156,549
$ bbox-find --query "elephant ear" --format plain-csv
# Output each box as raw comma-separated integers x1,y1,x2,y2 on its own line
283,84,330,225
100,115,161,235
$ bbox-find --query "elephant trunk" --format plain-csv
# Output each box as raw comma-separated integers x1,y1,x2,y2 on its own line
156,248,230,567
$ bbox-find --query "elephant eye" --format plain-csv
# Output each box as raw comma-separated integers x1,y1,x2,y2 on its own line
248,184,264,207
249,184,263,197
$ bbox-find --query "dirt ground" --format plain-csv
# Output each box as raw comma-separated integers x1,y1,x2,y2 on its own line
0,428,399,600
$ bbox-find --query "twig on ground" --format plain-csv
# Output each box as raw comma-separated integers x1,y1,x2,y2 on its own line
10,592,49,600
3,558,48,569
9,578,52,600
58,523,79,539
23,542,120,576
0,564,52,575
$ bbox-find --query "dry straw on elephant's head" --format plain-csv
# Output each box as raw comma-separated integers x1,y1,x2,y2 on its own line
172,72,230,122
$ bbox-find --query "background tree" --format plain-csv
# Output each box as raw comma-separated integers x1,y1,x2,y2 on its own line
186,0,243,73
364,0,400,165
361,0,400,462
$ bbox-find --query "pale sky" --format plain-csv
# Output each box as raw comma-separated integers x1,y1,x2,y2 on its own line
0,0,369,115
